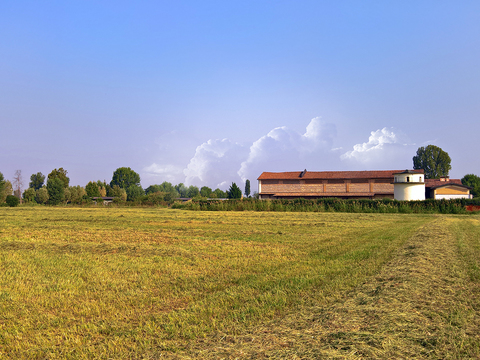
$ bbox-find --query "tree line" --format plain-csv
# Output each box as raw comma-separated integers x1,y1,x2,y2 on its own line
0,167,253,206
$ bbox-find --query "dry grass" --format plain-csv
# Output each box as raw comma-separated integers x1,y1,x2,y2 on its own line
0,207,479,359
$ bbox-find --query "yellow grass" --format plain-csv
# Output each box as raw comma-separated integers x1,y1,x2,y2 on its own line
0,207,479,359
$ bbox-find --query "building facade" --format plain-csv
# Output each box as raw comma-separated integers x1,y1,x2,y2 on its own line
258,169,424,200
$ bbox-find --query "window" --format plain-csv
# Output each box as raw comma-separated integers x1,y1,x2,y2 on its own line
407,177,410,182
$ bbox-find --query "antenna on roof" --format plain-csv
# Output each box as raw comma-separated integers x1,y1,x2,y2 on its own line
299,169,307,178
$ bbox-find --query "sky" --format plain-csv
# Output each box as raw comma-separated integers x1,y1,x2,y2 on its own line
1,1,479,192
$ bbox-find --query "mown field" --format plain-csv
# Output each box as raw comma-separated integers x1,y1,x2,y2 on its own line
0,207,479,359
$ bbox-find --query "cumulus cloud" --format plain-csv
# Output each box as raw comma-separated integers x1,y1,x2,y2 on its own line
143,163,185,184
183,138,249,188
340,127,414,168
238,117,337,182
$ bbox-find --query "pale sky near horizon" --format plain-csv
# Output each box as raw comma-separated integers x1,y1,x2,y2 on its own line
1,1,479,192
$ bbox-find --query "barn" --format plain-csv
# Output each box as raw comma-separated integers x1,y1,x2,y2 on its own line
257,170,471,200
257,169,424,200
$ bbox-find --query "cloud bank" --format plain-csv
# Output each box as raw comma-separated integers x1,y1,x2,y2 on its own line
144,120,416,191
341,127,415,169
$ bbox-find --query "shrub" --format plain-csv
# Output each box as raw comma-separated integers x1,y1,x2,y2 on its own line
6,195,20,207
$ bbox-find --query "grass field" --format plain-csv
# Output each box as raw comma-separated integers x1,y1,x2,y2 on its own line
1,207,479,359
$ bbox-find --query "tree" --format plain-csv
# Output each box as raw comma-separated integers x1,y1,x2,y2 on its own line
175,183,188,198
29,172,45,190
200,186,213,198
23,188,36,203
244,179,251,198
0,172,5,202
35,187,49,204
413,145,451,179
85,181,101,197
48,168,70,188
213,188,227,199
1,180,13,204
110,167,140,189
47,178,65,205
227,182,242,199
462,174,480,198
13,170,23,203
6,195,19,207
126,184,144,202
110,185,127,202
186,185,200,198
69,186,87,204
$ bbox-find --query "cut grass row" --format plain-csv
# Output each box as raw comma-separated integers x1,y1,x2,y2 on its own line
0,208,478,358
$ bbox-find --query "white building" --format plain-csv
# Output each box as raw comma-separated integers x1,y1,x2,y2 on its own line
393,170,425,201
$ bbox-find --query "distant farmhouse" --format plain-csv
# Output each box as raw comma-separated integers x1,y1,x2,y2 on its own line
257,170,471,201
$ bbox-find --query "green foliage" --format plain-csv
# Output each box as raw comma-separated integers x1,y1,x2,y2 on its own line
245,179,251,197
174,197,480,214
200,186,213,198
0,171,5,196
413,145,451,179
126,184,144,201
5,195,19,207
175,183,188,197
67,186,86,204
47,178,65,205
35,187,49,204
146,182,179,200
29,172,45,190
110,167,140,189
227,182,242,199
110,185,127,202
85,181,101,197
462,174,480,198
0,180,13,204
23,188,37,203
186,185,200,198
213,188,227,199
47,168,70,188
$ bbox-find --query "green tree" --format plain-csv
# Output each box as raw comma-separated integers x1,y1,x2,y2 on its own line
186,185,200,198
145,185,162,194
110,167,140,189
85,181,101,197
48,168,70,188
413,145,451,179
126,184,144,202
6,195,19,207
23,188,37,203
0,172,5,202
110,185,127,202
213,188,227,198
47,178,65,205
70,186,87,204
35,187,49,204
175,183,188,198
244,179,251,198
462,174,480,198
227,182,242,199
29,172,45,190
200,186,213,198
1,180,13,203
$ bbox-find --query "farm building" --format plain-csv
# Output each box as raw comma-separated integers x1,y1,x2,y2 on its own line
257,170,471,200
425,178,472,199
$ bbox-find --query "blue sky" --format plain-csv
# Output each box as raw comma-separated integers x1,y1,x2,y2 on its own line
1,1,479,191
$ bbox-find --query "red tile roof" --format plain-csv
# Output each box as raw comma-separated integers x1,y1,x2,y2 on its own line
258,169,423,180
425,179,468,189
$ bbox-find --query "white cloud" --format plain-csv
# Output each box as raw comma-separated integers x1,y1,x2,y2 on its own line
340,127,414,168
238,117,337,182
143,163,185,184
183,138,249,189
